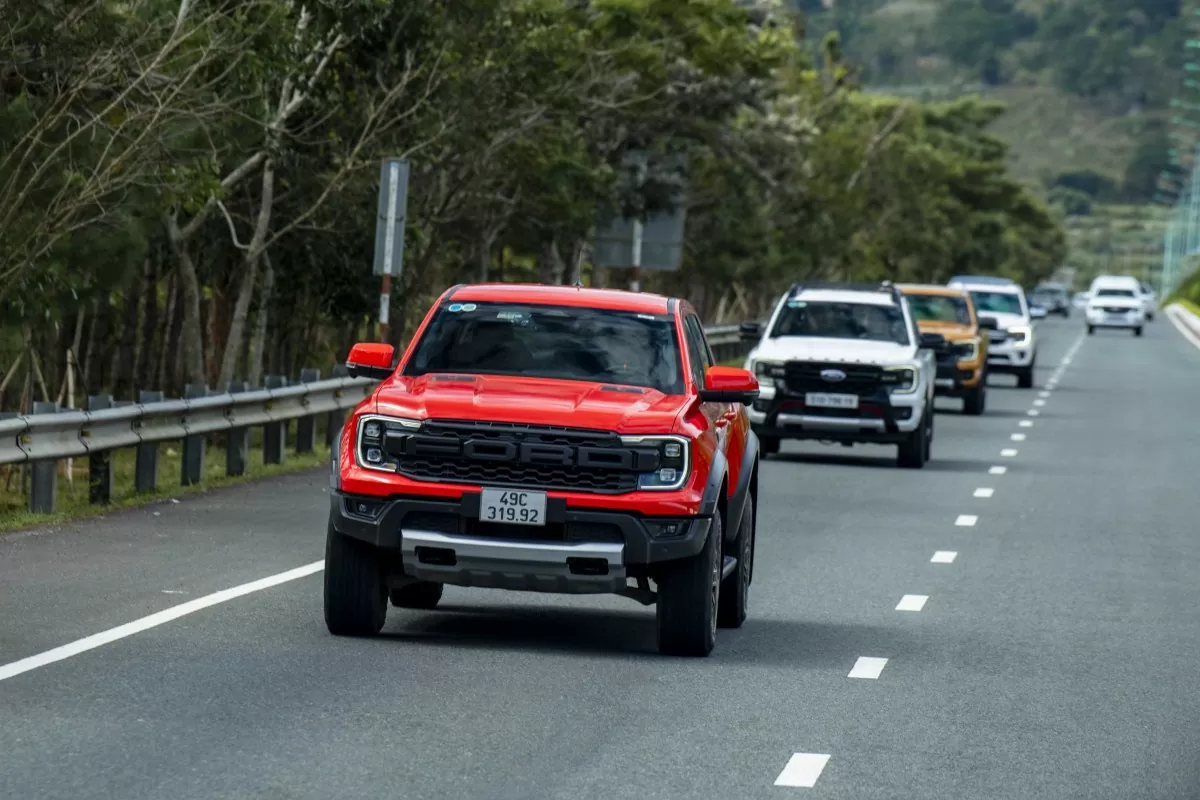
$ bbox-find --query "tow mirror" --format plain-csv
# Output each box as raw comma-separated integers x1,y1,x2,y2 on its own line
739,321,763,341
346,343,396,380
918,332,947,350
699,366,759,405
977,317,999,330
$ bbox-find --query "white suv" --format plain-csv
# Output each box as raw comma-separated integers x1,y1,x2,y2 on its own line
739,281,943,469
1086,275,1147,336
948,279,1037,388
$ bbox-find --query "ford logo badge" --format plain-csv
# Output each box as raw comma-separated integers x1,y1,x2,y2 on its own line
820,369,847,382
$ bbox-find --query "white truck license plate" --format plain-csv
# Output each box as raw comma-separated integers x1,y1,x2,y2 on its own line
479,488,547,526
805,392,859,409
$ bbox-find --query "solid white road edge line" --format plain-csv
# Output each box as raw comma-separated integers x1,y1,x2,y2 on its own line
1001,448,1018,457
0,560,326,683
931,550,957,563
955,514,977,526
989,466,1007,474
775,754,831,788
1166,304,1200,351
973,488,994,498
848,657,889,680
896,594,929,611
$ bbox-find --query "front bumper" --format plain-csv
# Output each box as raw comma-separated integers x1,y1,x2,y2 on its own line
330,490,711,594
934,359,983,395
1087,308,1143,329
986,336,1034,372
748,384,924,444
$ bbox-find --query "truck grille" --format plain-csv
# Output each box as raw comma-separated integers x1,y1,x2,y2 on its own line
386,420,649,494
783,362,883,396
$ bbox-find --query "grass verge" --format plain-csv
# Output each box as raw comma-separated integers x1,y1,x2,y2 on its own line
0,430,330,533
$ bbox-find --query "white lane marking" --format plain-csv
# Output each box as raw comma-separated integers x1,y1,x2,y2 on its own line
1011,433,1026,441
1038,391,1051,398
848,657,889,680
1019,420,1033,428
989,465,1007,474
0,561,325,683
1001,448,1018,457
1166,304,1200,351
931,550,957,563
955,514,977,526
1027,409,1039,417
775,754,831,788
973,488,994,498
1062,358,1072,365
896,594,928,611
1033,399,1046,407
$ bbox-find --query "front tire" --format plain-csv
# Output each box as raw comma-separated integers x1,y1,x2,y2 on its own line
657,512,722,657
1087,325,1095,335
963,383,986,416
1134,326,1144,337
1016,362,1035,389
324,520,387,636
718,498,754,629
897,410,930,468
760,436,780,458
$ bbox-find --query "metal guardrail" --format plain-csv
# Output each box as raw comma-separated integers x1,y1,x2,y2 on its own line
0,323,757,516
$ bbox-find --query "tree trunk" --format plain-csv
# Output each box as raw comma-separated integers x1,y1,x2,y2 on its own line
537,241,558,284
81,299,100,392
138,254,160,390
163,214,207,387
111,279,140,398
156,272,178,391
218,160,274,387
247,253,274,387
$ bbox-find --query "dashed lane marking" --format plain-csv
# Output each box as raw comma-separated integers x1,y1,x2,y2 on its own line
896,595,929,611
1038,391,1051,398
1033,399,1046,407
1011,433,1026,441
989,466,1007,474
1001,449,1018,457
1027,409,1039,416
775,754,831,788
847,657,889,680
1019,421,1033,428
955,514,977,526
931,551,957,563
0,561,326,683
973,488,994,498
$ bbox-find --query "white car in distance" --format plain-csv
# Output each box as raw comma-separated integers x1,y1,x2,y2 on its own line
1085,276,1147,336
947,279,1038,389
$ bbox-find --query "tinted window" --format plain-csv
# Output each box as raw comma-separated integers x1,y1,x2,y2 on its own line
906,294,972,325
1095,288,1136,298
969,291,1023,315
682,316,712,387
405,302,684,394
770,301,910,345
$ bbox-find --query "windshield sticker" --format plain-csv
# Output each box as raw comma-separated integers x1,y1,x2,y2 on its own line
447,303,464,312
636,313,658,320
460,303,477,312
496,311,527,321
786,300,807,308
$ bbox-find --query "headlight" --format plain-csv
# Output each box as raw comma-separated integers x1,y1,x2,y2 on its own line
752,360,783,389
1007,325,1032,345
881,366,917,394
955,338,979,362
355,414,421,472
620,435,690,490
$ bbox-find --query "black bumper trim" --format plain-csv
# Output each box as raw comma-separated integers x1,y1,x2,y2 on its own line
330,490,710,566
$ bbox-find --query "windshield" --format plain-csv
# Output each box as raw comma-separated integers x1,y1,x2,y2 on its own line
969,290,1023,316
1095,288,1136,298
906,294,972,325
404,302,684,394
770,300,910,345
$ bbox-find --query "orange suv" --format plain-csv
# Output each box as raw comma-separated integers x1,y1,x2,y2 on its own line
898,284,992,415
326,284,761,656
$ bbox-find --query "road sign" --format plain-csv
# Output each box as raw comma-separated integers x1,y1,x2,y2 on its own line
593,151,688,274
373,158,410,277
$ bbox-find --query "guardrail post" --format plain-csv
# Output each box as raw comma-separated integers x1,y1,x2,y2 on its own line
181,384,207,486
226,381,250,477
135,390,163,493
263,375,286,464
29,401,58,514
326,364,349,447
87,395,114,505
296,368,320,453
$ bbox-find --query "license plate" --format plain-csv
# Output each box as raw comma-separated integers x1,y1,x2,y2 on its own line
479,488,546,526
805,392,858,409
935,378,955,388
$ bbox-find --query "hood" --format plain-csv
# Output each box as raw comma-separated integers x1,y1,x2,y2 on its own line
373,373,688,435
749,336,916,366
915,319,975,341
977,311,1028,331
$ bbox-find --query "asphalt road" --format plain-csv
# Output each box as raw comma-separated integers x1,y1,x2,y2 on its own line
3,314,1200,799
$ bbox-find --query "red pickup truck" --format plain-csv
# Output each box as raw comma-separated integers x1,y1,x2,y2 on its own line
325,283,761,656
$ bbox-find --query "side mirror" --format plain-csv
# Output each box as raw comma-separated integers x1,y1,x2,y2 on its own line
918,332,947,350
739,321,763,341
346,342,396,380
977,317,999,330
699,366,759,405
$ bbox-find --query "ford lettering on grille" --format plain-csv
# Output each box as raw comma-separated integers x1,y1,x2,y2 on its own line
820,369,847,382
400,435,657,471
